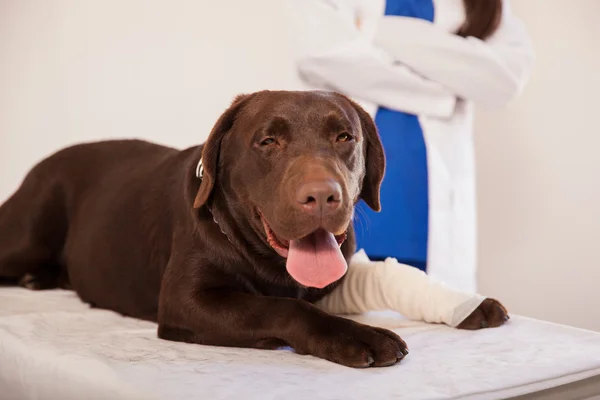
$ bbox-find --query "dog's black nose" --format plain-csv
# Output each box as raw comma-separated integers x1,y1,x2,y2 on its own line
296,180,342,217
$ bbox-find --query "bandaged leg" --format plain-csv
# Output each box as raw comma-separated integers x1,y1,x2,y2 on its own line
316,250,486,327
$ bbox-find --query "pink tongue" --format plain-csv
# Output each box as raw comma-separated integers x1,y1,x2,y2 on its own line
286,229,347,288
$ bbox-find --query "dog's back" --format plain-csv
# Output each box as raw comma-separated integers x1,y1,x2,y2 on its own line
0,139,187,320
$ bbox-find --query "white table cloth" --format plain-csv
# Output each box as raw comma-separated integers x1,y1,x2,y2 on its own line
2,287,600,400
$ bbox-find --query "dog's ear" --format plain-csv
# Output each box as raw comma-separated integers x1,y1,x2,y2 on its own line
193,94,253,209
349,99,385,212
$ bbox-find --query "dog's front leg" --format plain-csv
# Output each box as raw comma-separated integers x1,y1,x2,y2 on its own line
157,274,408,368
316,251,509,329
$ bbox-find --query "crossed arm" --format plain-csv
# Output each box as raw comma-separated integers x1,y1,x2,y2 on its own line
286,0,534,115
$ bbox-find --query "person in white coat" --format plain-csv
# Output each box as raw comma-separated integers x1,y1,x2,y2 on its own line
285,0,534,293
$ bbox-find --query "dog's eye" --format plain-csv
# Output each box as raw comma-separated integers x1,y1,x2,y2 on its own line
336,132,353,142
260,137,277,146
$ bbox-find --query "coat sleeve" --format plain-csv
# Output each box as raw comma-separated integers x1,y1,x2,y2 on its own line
373,0,535,107
285,0,457,117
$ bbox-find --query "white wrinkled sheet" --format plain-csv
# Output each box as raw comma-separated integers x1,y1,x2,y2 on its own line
2,287,600,400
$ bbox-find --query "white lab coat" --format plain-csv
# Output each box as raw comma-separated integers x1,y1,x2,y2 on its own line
285,0,534,292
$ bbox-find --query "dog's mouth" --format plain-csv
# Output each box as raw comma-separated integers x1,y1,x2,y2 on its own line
259,212,348,289
260,217,347,258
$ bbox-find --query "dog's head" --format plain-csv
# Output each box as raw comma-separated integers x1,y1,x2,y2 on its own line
194,91,385,288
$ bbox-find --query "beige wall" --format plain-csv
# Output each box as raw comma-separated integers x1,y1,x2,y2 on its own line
476,1,600,331
0,0,297,203
1,1,599,331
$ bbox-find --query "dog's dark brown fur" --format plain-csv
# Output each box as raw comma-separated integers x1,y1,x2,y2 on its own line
0,90,507,368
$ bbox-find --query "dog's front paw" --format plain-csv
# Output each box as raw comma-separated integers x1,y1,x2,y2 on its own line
457,298,509,330
300,317,409,368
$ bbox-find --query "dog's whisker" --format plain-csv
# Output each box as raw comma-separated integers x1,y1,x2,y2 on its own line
353,205,370,237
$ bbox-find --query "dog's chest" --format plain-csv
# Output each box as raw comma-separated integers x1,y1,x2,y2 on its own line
240,271,326,302
252,278,334,304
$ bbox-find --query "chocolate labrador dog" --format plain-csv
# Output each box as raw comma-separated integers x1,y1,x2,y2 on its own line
0,90,507,368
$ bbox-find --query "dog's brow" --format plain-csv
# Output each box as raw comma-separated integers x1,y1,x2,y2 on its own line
267,117,291,133
325,113,352,133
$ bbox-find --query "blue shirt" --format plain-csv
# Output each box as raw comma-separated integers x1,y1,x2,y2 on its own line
353,0,434,267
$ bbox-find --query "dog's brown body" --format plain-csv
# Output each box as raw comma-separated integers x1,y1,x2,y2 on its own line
0,91,506,368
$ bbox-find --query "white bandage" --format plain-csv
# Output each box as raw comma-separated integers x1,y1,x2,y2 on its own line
316,250,486,327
